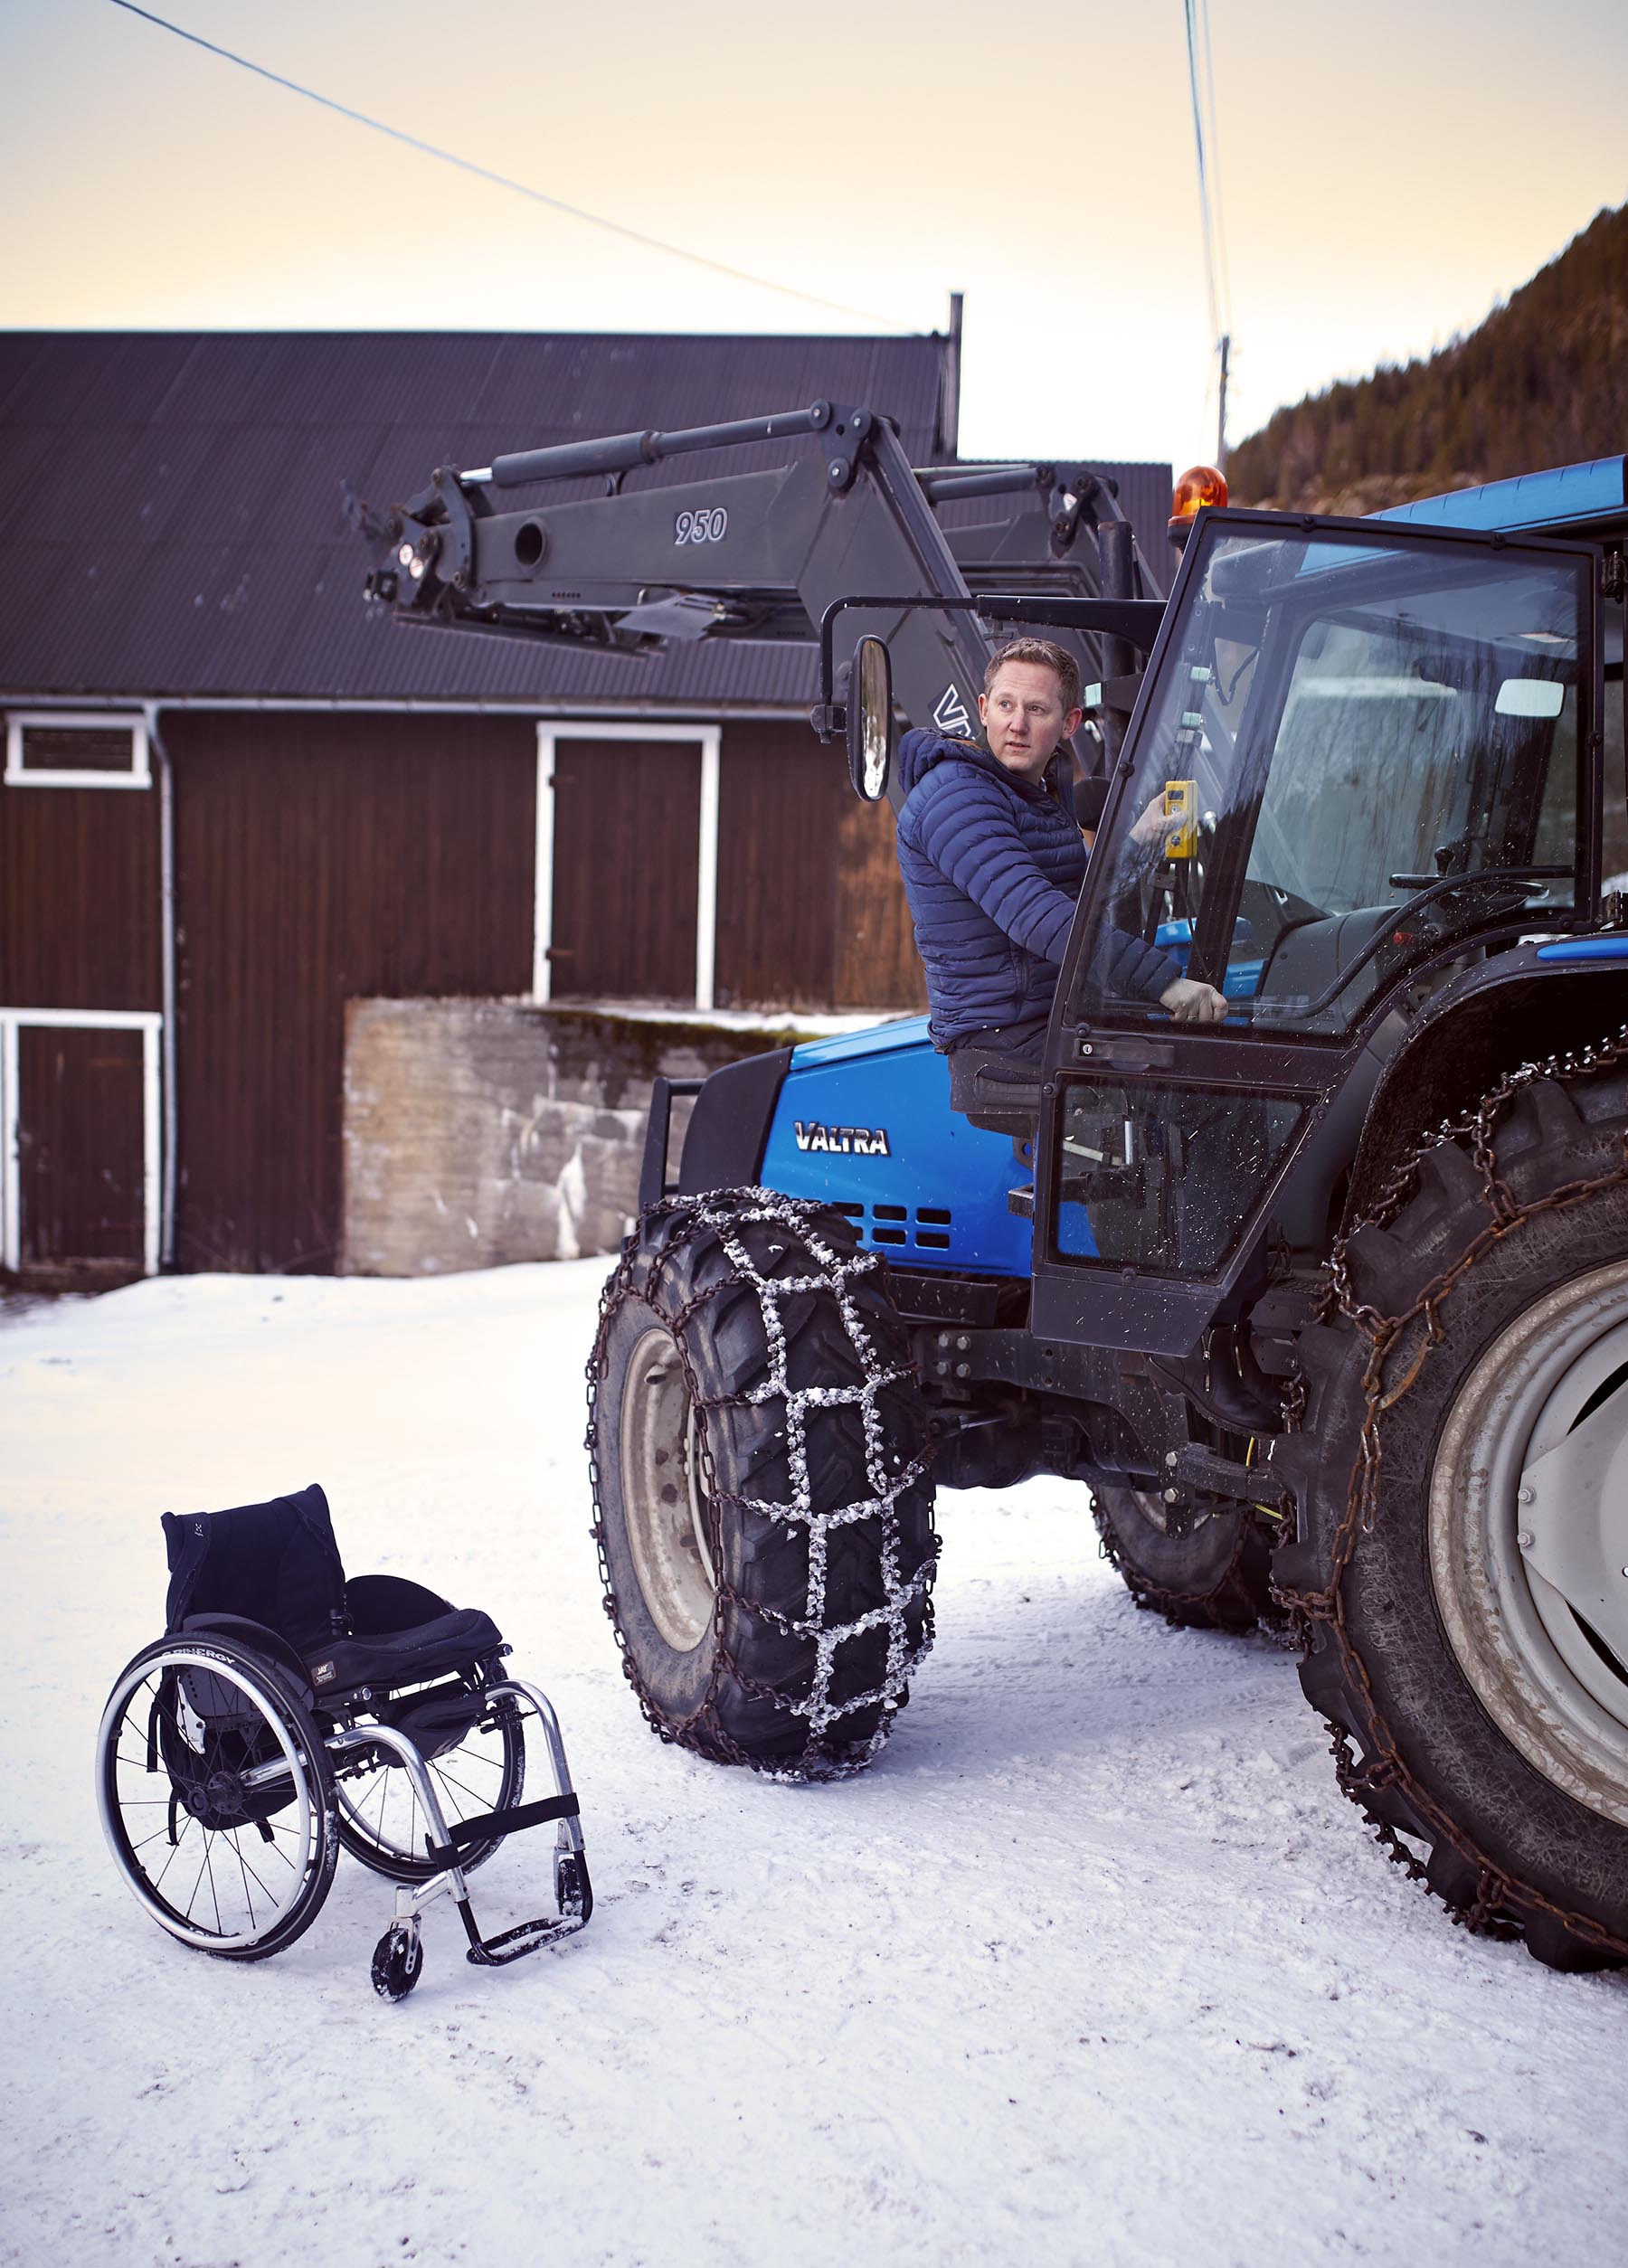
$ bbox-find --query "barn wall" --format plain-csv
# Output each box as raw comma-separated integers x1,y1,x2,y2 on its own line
716,720,924,1012
4,703,931,1283
715,720,842,1007
836,792,928,1012
166,711,536,1273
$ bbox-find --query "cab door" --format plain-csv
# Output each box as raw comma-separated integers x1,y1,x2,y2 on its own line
1032,509,1604,1355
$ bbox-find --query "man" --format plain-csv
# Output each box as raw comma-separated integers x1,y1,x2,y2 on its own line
895,636,1227,1063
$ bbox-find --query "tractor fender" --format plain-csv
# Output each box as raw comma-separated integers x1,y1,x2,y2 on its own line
675,1047,792,1195
1345,947,1628,1224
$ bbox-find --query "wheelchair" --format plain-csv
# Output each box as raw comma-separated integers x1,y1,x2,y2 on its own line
96,1484,592,2000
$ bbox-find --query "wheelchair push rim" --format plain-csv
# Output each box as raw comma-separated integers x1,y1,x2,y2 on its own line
97,1640,337,1958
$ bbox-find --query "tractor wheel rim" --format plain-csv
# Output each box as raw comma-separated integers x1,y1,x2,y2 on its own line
1429,1257,1628,1826
620,1325,718,1654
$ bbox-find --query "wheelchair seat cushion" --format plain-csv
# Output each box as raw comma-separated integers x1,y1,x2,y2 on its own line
305,1608,505,1699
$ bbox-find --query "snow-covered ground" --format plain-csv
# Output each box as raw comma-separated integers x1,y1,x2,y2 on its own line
4,1264,1625,2267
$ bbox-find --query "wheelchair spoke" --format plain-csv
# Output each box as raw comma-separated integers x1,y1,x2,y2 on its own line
331,1694,524,1883
236,1847,277,1904
203,1837,223,1936
234,1839,256,1930
148,1828,190,1897
183,1843,212,1927
431,1762,490,1813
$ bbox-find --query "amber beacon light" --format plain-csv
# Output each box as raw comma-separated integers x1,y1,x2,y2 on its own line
1168,464,1228,547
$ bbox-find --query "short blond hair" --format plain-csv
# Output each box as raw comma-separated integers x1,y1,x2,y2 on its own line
983,636,1081,716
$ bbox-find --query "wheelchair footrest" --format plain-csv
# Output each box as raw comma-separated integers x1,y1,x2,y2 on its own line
457,1847,593,1966
462,1907,587,1966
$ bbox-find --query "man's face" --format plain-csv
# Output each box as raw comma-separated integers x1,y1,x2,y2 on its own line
979,661,1083,784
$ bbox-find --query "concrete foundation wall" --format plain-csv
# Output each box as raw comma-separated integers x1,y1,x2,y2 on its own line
341,998,818,1276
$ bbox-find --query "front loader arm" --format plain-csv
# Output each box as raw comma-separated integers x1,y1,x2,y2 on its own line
361,401,1088,751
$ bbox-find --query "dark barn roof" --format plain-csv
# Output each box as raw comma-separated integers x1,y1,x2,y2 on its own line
0,331,1172,709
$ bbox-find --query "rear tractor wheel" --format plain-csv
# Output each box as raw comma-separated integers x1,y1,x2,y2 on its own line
1092,1481,1280,1633
587,1190,937,1777
1277,1062,1628,1969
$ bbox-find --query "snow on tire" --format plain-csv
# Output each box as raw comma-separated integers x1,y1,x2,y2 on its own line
1274,1064,1628,1969
586,1189,937,1777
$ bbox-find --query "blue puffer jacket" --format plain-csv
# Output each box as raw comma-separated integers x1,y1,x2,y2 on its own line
894,728,1180,1046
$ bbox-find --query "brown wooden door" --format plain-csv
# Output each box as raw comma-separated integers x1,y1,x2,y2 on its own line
549,738,699,1000
166,711,536,1275
16,1025,147,1270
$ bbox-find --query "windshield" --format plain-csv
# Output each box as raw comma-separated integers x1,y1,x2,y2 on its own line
1071,523,1590,1035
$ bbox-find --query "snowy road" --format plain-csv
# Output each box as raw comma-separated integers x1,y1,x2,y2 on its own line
3,1264,1624,2266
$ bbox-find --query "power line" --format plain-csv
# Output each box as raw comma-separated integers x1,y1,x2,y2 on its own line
1197,0,1233,340
106,1,915,333
1182,0,1234,463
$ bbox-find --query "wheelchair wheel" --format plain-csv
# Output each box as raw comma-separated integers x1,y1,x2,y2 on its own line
332,1687,525,1884
97,1635,338,1961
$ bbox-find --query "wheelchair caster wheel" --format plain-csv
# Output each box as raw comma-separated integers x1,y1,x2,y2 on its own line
555,1851,592,1923
371,1923,423,2002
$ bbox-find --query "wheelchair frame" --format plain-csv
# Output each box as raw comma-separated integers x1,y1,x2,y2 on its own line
96,1491,593,2001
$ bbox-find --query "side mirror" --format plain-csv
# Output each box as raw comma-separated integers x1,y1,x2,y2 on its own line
846,635,894,802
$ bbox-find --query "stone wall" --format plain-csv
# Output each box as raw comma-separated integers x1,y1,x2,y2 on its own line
341,998,822,1276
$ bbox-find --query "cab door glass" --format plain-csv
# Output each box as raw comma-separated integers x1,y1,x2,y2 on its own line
1056,1083,1303,1272
1073,526,1589,1036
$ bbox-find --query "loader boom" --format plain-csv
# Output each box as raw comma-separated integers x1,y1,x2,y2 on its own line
359,400,1160,780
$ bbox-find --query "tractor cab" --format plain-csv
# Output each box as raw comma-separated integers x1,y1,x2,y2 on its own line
824,496,1609,1353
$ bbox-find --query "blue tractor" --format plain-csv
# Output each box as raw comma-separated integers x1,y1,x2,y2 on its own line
367,423,1628,1967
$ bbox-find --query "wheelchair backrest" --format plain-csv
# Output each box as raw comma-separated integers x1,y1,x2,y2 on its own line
163,1483,347,1655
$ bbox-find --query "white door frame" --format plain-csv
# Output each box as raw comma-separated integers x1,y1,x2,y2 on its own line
0,1007,163,1276
533,721,722,1011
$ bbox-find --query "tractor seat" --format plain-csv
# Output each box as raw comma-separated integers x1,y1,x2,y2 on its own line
948,1046,1043,1139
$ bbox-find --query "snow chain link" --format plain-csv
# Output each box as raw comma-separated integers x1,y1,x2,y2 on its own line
585,1190,938,1782
1279,1021,1628,1957
1092,1493,1270,1629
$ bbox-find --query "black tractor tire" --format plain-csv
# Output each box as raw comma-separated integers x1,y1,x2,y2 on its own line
587,1190,937,1777
1274,1067,1628,1970
1092,1482,1280,1632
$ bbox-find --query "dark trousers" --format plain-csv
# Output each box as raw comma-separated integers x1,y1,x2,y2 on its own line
945,1015,1049,1065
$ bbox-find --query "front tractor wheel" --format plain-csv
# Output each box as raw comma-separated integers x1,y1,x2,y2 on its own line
1278,1063,1628,1969
587,1191,937,1777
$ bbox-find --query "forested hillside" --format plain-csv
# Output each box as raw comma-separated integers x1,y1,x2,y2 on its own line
1229,203,1628,512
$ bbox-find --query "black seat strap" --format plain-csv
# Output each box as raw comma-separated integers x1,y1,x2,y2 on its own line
423,1792,580,1870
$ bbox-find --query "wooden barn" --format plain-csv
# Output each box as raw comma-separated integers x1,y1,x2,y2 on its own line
0,329,1172,1282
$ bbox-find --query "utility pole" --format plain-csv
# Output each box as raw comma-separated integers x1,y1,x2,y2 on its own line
1216,332,1230,472
939,291,964,463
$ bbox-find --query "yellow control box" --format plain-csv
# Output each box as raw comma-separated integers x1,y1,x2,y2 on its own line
1163,779,1197,859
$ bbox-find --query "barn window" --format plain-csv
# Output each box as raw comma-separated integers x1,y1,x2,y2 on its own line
5,713,151,788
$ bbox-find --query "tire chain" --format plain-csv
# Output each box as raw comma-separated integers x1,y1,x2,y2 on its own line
585,1189,938,1782
1091,1494,1278,1631
1275,1020,1628,1958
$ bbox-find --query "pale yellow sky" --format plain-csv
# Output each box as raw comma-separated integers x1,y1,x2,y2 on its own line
2,0,1623,468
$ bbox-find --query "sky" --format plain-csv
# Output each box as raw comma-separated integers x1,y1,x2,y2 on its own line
2,0,1624,469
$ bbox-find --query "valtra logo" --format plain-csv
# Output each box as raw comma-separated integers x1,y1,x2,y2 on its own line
792,1122,891,1157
